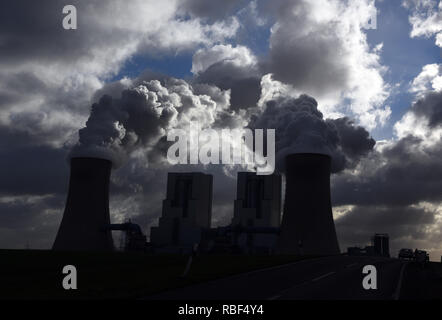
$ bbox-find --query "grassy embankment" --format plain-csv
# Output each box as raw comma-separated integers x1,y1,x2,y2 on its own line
0,249,314,299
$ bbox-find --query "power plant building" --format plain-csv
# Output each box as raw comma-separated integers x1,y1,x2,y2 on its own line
372,233,390,257
150,172,213,250
53,157,114,251
232,172,281,252
53,154,341,255
278,153,340,255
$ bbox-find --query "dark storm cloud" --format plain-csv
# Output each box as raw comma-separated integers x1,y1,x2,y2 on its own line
0,1,70,64
194,61,262,111
412,91,442,128
257,0,349,95
0,1,112,65
0,86,73,198
0,72,47,95
335,205,436,250
0,0,231,71
0,140,69,196
332,135,442,207
263,31,348,94
0,70,95,150
180,0,245,21
337,206,435,234
0,72,50,111
332,91,442,207
0,103,81,148
0,195,64,229
0,193,64,249
330,89,442,256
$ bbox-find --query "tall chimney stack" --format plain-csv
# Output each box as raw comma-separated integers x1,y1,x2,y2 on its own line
278,153,340,255
53,157,114,251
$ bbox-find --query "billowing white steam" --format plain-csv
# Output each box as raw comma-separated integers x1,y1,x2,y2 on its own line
70,78,232,167
71,77,374,174
250,95,375,172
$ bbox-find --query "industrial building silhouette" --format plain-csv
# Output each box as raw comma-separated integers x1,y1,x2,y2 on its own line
231,172,281,253
53,157,114,251
347,233,390,257
150,172,213,250
373,233,390,257
278,154,340,255
53,153,343,255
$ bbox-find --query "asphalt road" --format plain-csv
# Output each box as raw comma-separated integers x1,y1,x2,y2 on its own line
146,255,442,300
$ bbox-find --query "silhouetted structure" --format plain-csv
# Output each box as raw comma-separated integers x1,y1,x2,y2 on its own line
347,247,362,256
373,233,390,257
347,246,375,256
278,153,340,255
232,172,281,253
151,172,213,251
53,157,114,251
106,220,147,252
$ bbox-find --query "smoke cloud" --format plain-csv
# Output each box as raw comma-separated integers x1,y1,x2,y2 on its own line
70,78,232,167
250,95,376,173
72,77,375,176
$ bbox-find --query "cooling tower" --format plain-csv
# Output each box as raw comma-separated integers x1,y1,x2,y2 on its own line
278,153,340,255
52,157,114,251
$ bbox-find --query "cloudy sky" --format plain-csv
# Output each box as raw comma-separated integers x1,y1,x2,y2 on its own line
0,0,441,260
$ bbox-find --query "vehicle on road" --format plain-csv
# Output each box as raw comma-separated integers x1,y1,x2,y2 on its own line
398,248,414,260
413,249,430,264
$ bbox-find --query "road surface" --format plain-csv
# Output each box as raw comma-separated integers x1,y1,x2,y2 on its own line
146,255,442,300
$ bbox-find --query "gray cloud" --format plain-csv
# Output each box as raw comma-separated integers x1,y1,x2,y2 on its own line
191,44,262,111
0,124,70,196
332,135,442,207
412,91,442,128
257,0,349,96
0,146,68,196
0,191,65,249
0,195,64,229
0,1,134,68
332,90,442,207
0,1,237,68
330,90,442,258
195,61,262,111
180,0,245,21
335,205,437,255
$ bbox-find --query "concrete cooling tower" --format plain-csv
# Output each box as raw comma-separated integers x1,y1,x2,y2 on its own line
52,157,114,251
278,153,340,255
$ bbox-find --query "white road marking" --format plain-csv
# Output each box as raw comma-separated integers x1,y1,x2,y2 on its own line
267,271,337,300
312,271,336,282
146,256,341,300
265,282,307,301
392,262,408,300
346,263,358,268
206,255,333,285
